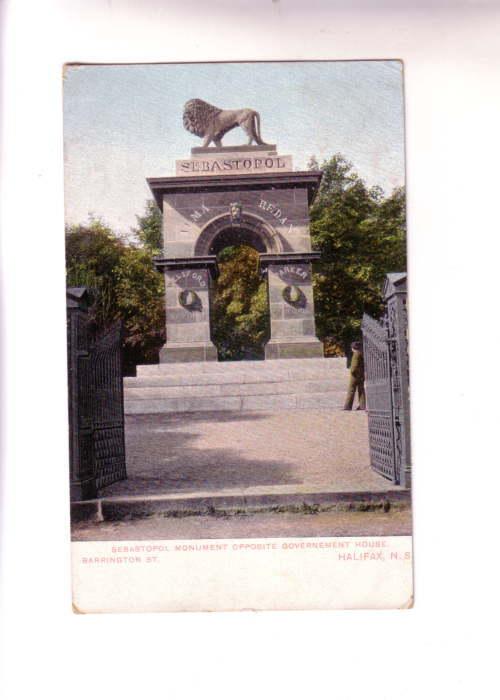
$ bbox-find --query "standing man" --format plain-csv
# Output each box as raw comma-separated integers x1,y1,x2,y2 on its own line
343,341,366,411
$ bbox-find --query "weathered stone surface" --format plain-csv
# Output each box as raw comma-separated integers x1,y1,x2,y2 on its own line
263,261,322,357
265,339,324,360
182,99,271,149
176,152,293,177
167,325,210,343
126,371,346,388
136,356,343,376
165,287,180,307
270,303,283,320
165,269,210,291
162,242,195,259
149,155,324,362
283,304,311,319
125,357,347,413
159,343,217,363
167,307,208,324
161,186,312,258
124,378,343,400
160,266,217,362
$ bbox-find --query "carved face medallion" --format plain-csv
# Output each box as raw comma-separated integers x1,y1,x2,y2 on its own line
229,202,242,225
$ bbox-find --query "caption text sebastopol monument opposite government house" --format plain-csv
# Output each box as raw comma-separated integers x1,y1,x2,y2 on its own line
148,98,324,363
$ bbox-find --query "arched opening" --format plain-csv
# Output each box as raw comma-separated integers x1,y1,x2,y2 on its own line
194,212,285,257
208,226,267,255
209,230,270,361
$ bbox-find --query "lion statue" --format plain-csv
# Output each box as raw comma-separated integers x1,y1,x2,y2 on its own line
183,98,269,148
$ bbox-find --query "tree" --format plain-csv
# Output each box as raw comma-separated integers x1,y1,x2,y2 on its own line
65,216,165,373
114,247,165,371
211,245,269,360
132,199,162,251
65,153,406,369
309,154,406,354
66,217,126,327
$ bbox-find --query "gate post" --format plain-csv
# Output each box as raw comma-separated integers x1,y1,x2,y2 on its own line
383,273,411,489
66,288,97,501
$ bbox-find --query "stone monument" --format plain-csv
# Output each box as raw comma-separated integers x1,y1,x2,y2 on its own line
149,99,324,363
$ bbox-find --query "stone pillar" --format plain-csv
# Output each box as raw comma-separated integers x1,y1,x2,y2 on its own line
154,258,218,363
262,254,324,359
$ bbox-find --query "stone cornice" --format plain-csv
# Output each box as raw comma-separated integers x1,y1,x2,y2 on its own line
259,252,322,269
147,170,323,209
153,255,219,279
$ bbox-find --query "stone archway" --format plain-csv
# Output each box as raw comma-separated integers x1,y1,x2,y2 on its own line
149,148,325,362
194,212,284,257
197,220,274,361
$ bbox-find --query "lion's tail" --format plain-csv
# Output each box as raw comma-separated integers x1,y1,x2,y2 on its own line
253,111,268,146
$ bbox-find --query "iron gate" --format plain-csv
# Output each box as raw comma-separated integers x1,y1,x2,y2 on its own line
67,288,127,500
361,273,411,488
92,322,127,490
361,313,397,481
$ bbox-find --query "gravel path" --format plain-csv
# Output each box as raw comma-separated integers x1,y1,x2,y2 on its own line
99,409,392,498
72,508,412,541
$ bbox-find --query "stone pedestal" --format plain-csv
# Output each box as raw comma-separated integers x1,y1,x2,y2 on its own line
262,254,324,359
155,259,218,363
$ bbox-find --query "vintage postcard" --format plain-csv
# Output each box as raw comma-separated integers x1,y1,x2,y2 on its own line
65,60,412,612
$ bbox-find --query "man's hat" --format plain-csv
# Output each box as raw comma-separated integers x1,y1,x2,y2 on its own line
351,341,362,352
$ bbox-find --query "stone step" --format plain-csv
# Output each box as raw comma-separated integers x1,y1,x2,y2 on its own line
125,365,348,387
124,378,346,400
127,357,350,415
135,357,346,377
124,391,345,415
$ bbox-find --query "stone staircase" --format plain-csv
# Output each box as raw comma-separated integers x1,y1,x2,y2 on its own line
124,357,348,414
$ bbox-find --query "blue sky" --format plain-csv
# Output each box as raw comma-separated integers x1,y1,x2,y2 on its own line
64,61,405,236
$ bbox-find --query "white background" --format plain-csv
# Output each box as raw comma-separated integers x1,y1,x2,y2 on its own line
1,1,499,698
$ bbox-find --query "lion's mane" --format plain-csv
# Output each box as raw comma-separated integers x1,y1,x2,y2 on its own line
183,99,221,138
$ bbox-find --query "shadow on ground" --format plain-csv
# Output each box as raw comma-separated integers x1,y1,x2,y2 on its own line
99,409,390,498
100,412,301,497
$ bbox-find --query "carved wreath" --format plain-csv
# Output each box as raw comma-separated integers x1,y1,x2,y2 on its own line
179,289,199,309
282,285,305,307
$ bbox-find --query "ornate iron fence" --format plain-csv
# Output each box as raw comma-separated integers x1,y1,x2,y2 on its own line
361,273,411,488
67,288,127,501
362,312,396,481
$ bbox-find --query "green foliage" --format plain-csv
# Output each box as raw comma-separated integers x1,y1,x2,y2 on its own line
211,245,269,360
65,218,125,326
65,155,406,371
114,247,165,363
209,155,405,360
132,199,162,251
309,154,406,354
65,216,165,373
